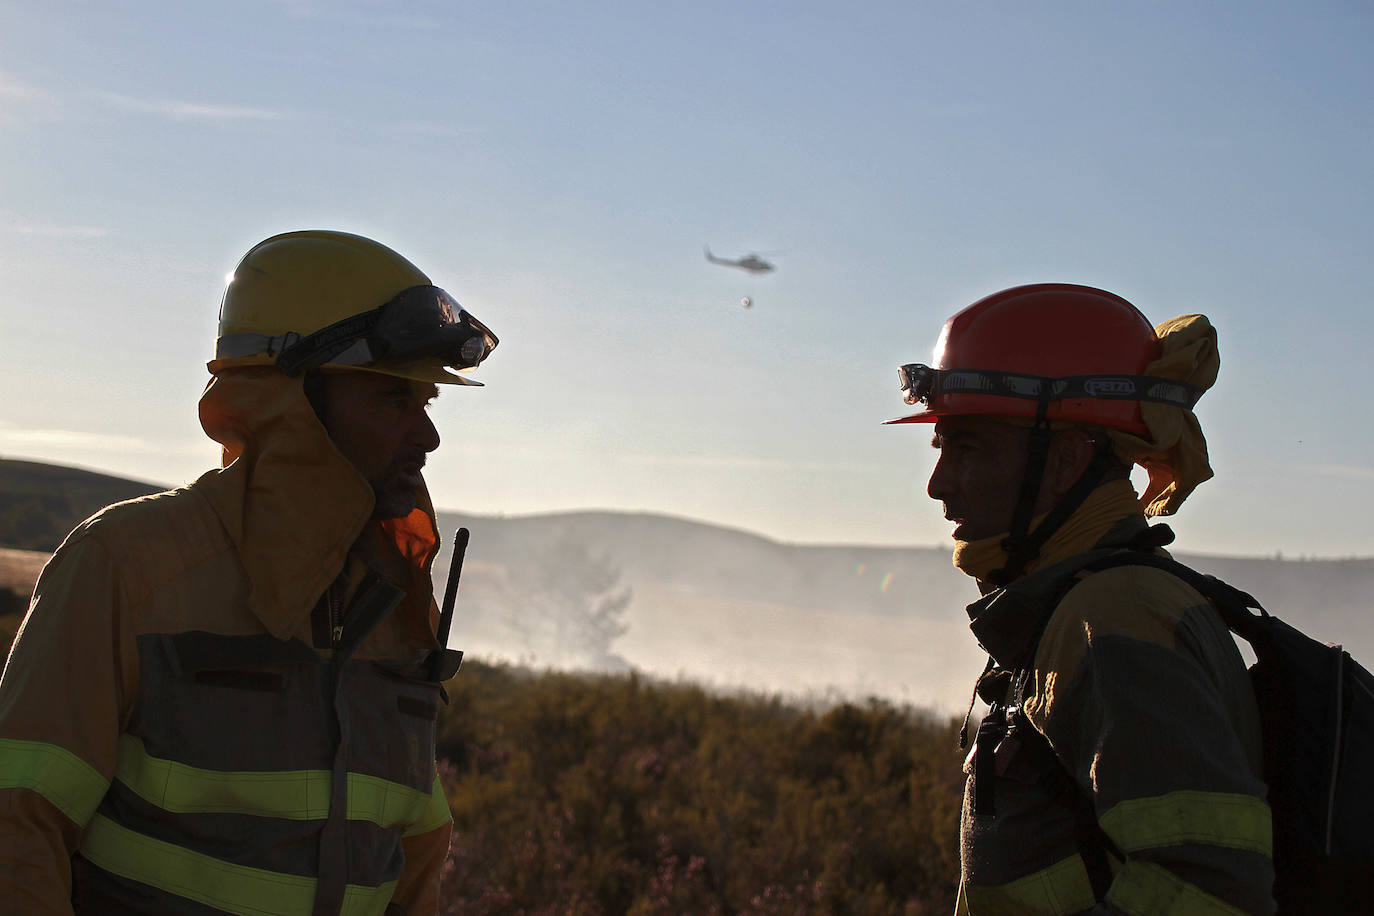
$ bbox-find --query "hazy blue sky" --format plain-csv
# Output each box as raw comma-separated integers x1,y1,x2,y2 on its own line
2,1,1371,557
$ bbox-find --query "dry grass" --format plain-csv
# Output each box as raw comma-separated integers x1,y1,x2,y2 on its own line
0,547,49,596
0,549,47,651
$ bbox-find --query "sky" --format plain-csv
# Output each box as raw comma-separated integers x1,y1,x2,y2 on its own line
1,0,1372,559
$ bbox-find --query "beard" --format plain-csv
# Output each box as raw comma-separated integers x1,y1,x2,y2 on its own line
369,456,426,520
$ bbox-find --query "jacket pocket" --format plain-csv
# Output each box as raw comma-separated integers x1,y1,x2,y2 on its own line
191,669,286,693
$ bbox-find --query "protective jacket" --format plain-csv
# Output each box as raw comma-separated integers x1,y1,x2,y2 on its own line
955,481,1275,915
0,369,454,915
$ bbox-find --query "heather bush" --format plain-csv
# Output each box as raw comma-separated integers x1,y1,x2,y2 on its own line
437,660,963,914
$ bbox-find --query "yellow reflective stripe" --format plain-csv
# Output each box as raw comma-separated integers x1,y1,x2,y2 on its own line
1107,860,1251,916
80,814,397,916
0,738,109,826
116,734,436,831
960,854,1097,915
1099,790,1272,856
404,772,453,837
349,769,440,834
116,734,331,819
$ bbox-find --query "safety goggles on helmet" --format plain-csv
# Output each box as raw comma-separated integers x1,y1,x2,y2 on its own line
897,363,1204,411
216,285,498,377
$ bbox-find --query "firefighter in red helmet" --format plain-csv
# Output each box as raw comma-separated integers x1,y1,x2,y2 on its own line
891,284,1274,914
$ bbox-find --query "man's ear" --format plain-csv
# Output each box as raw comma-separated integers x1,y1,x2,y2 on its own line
1044,427,1100,500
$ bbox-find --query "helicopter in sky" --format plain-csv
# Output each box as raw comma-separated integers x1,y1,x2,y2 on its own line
704,245,777,274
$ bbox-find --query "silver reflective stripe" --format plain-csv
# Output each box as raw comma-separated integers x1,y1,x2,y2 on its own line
214,331,298,359
215,332,377,367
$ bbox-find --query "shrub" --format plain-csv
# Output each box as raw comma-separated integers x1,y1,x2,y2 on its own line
436,660,963,914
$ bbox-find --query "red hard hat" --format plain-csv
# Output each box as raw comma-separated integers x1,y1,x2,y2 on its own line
888,283,1163,435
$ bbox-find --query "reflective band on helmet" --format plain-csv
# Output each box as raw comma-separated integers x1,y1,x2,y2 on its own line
0,738,109,827
898,363,1204,411
216,284,498,377
80,814,398,916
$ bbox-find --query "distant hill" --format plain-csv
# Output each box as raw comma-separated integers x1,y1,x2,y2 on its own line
436,509,969,622
4,460,1373,712
433,508,1374,640
433,510,1374,710
0,459,164,552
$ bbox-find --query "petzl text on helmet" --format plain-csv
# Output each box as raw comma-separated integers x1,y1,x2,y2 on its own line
896,364,1204,412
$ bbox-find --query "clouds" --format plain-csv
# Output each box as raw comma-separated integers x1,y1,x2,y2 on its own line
269,0,443,30
616,452,869,474
1310,464,1374,481
0,70,57,127
5,223,111,239
1,58,477,144
0,71,48,102
3,70,460,135
92,91,287,123
0,424,207,472
0,425,167,457
0,67,287,126
0,424,214,492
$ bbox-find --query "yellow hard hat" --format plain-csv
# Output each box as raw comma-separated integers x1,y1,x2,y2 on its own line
210,229,498,385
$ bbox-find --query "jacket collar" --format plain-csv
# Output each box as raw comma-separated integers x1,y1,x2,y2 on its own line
965,499,1152,671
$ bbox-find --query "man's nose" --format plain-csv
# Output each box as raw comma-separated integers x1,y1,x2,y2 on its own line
927,454,953,502
412,409,441,453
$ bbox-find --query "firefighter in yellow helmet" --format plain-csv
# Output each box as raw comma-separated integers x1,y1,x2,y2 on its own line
0,230,498,914
890,285,1274,914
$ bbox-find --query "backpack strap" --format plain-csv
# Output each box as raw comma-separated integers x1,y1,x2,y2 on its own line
1075,550,1272,644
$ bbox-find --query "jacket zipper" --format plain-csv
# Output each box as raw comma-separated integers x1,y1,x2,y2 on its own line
329,585,344,647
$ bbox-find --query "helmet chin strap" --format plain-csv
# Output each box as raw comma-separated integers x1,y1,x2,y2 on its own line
989,392,1115,587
